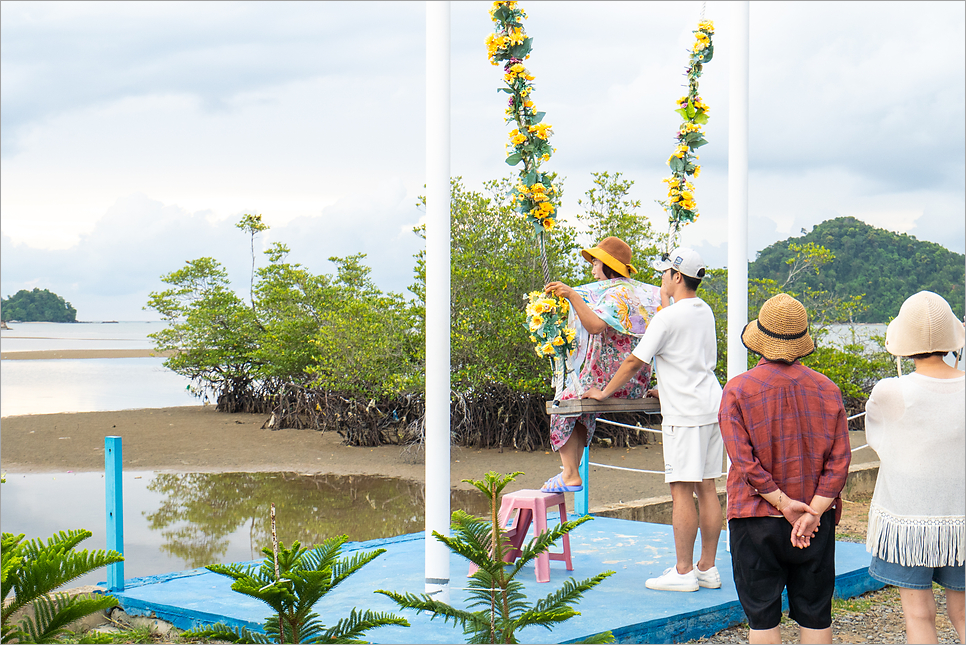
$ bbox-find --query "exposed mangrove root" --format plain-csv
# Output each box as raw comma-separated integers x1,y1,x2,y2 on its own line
241,382,654,450
210,378,869,449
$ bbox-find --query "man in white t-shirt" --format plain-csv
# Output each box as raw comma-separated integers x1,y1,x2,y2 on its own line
584,247,724,593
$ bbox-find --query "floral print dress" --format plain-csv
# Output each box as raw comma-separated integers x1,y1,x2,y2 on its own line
549,278,661,451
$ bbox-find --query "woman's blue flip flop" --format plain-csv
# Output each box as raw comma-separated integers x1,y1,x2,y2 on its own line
540,473,583,493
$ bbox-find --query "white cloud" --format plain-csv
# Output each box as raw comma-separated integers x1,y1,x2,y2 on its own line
2,1,963,321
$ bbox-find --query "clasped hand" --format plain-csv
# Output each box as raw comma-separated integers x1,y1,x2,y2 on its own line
781,499,821,549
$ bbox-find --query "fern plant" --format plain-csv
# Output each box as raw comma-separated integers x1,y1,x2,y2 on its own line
377,471,615,644
181,536,409,643
1,529,123,644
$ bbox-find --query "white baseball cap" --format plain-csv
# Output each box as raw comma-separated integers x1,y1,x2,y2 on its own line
652,247,706,279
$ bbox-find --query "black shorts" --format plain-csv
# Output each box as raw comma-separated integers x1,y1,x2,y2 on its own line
729,509,836,630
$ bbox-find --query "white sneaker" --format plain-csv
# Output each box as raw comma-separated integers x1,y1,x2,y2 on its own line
695,565,721,589
645,566,699,592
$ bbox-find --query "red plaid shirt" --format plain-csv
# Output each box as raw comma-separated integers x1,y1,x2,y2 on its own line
719,358,851,523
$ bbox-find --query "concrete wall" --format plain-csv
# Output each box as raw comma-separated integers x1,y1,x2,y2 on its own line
591,462,880,525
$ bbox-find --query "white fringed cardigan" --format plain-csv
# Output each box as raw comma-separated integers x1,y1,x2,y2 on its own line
865,372,965,567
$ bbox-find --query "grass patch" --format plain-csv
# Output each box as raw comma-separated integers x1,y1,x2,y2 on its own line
834,529,867,543
62,625,192,644
832,595,873,614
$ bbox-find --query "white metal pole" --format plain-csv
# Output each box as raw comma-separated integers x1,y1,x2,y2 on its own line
726,0,750,554
425,0,452,602
727,0,749,382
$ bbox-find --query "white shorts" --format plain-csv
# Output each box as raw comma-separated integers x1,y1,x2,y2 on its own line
662,423,724,483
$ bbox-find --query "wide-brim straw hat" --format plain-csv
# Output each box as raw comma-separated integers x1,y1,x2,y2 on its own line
885,290,965,357
742,293,815,363
581,236,637,278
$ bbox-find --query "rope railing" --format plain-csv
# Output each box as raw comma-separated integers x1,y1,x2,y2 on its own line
586,410,872,480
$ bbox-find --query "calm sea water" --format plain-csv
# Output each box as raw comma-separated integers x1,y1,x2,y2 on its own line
1,322,197,417
0,471,490,588
1,321,167,353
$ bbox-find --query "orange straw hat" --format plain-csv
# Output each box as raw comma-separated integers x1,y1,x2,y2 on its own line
885,290,965,357
580,237,637,278
742,293,815,363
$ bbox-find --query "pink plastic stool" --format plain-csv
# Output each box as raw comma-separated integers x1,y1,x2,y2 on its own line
468,489,573,583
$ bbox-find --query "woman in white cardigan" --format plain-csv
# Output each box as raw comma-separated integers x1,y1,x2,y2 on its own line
865,291,965,644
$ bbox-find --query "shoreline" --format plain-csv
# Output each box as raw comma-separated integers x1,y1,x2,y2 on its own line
0,406,674,505
1,349,173,360
0,405,877,507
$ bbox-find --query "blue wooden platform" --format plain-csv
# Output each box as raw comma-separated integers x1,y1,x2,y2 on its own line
107,516,882,644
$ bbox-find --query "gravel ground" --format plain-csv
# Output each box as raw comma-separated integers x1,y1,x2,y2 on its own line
688,496,963,644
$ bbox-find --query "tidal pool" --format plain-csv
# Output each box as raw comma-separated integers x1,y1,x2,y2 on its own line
0,471,492,588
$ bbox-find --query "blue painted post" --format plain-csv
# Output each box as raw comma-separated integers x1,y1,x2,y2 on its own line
576,445,590,516
105,436,124,592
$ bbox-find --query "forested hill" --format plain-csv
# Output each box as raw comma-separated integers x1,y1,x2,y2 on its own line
749,216,965,323
1,288,77,322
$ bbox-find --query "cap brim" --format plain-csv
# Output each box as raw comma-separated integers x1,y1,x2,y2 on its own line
652,259,673,273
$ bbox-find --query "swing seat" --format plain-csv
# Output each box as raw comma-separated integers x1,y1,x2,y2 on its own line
545,397,661,415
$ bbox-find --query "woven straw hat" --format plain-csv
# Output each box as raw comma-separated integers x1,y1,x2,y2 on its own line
581,236,637,278
742,293,815,363
885,291,965,357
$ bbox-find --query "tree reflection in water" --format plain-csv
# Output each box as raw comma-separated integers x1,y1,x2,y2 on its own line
144,473,492,568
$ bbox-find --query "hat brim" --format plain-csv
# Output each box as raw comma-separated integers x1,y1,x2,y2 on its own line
581,248,635,277
884,293,966,356
652,258,673,273
741,319,815,364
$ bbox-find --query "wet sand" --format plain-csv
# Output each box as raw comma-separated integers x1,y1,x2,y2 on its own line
0,405,682,506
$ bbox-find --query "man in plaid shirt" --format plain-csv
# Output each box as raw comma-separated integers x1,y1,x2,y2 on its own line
719,293,851,644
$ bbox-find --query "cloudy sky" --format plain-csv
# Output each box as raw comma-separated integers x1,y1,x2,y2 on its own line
2,1,963,321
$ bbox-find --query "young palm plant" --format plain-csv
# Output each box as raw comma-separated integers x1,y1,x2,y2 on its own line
182,535,409,644
2,529,123,644
377,471,615,644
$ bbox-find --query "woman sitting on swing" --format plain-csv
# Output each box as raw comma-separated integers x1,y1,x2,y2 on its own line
541,236,660,493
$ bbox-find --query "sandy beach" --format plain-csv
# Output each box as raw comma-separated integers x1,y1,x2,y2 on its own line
1,348,172,360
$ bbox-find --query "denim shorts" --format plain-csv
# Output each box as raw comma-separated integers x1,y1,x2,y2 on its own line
869,555,965,591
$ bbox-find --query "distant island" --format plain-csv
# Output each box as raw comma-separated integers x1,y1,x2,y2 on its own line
1,288,77,323
750,217,965,322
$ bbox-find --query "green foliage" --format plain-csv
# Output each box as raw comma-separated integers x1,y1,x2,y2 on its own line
1,530,123,644
145,219,418,411
1,289,77,323
377,472,615,644
145,257,262,411
801,339,894,408
237,214,270,308
574,172,658,284
181,536,408,644
306,254,420,397
411,178,580,394
750,216,965,322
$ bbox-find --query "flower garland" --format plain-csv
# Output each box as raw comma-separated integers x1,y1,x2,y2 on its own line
662,20,714,238
487,1,575,369
486,1,557,239
525,290,576,360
